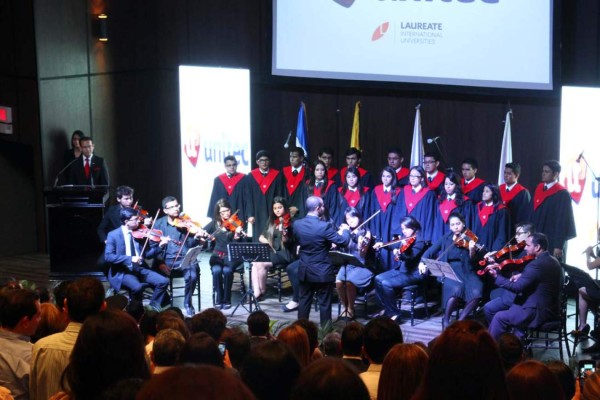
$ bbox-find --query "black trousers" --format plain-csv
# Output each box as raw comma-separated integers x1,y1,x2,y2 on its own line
298,280,333,325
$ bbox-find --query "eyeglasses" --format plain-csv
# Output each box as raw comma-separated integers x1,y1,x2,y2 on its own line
423,160,435,164
165,204,180,210
257,158,270,163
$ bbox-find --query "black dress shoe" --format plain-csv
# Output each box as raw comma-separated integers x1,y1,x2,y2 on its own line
281,304,298,313
582,342,600,354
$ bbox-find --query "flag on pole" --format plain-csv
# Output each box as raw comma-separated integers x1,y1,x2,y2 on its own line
350,101,361,150
410,105,424,168
497,110,513,185
296,102,308,159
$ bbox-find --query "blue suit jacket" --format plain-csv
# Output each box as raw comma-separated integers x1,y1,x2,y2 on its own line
104,227,160,290
293,214,350,283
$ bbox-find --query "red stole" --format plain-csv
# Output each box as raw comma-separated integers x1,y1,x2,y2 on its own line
374,186,399,213
327,167,338,181
462,177,485,194
251,169,279,195
218,173,245,196
427,172,445,191
340,166,369,184
404,185,430,214
477,202,506,227
439,198,458,223
313,181,335,197
339,187,367,207
500,183,527,205
396,167,409,181
282,166,306,196
533,183,566,210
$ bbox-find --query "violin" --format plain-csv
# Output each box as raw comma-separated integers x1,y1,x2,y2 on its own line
133,202,149,220
477,255,535,276
131,225,182,246
453,228,478,248
276,213,292,238
376,235,418,249
170,214,204,235
222,211,247,237
394,237,416,261
478,240,526,267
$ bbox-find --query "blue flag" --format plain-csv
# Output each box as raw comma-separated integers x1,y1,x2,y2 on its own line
296,102,308,160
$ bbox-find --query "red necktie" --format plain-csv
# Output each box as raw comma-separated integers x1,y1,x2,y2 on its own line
84,158,90,179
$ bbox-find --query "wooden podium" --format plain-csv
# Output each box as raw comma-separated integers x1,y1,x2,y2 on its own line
45,186,109,280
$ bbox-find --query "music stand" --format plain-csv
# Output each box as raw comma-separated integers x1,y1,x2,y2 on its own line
227,243,271,316
422,258,462,283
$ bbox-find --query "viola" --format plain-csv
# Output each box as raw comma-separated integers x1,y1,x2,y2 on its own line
454,228,478,248
478,240,526,267
376,235,418,249
477,255,535,276
394,237,416,261
131,226,182,246
170,214,204,235
222,212,247,237
133,202,149,219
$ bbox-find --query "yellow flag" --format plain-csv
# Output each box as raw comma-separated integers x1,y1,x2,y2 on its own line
350,101,361,150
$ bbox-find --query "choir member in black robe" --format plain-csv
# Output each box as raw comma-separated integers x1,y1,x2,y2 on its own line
472,183,511,254
387,147,410,188
318,147,341,186
460,157,486,204
338,147,375,189
244,150,284,241
334,166,370,226
281,147,309,219
303,160,338,222
207,155,248,222
529,160,576,261
368,166,401,271
393,166,437,242
423,152,446,196
499,162,531,232
433,171,476,243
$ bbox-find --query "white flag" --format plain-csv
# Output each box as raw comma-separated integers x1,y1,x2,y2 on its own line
410,106,424,168
497,110,513,185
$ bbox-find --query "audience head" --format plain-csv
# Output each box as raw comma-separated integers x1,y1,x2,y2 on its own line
342,321,365,357
277,324,311,367
322,332,342,358
497,333,525,372
152,328,186,368
137,365,256,400
241,341,301,400
506,360,564,400
139,310,159,342
156,313,190,340
53,280,71,313
546,360,575,400
224,327,251,371
582,371,600,400
62,310,150,400
0,288,40,336
413,320,508,400
65,277,106,323
247,310,270,337
291,358,370,400
293,319,320,355
377,343,429,400
178,332,224,368
363,317,403,364
32,302,66,343
190,308,227,341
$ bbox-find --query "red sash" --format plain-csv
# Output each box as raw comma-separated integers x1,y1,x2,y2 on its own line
500,183,527,205
251,169,279,195
427,172,445,191
462,177,485,194
396,167,409,181
327,167,338,181
217,173,245,196
339,187,368,207
439,199,458,223
374,186,399,213
313,180,335,197
477,202,506,227
404,185,430,214
533,183,566,210
283,166,306,196
340,166,369,184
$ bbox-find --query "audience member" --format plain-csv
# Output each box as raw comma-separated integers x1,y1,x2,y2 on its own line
137,365,256,400
412,320,508,400
277,325,311,368
321,332,342,358
35,287,51,304
247,311,271,348
30,277,106,400
151,329,186,374
190,308,227,341
101,378,145,400
582,371,600,400
291,358,370,400
497,333,526,372
57,310,150,400
341,321,369,373
0,288,41,400
377,343,428,400
31,302,66,343
506,360,564,400
293,319,323,361
241,341,301,400
224,327,251,371
546,360,575,400
178,332,224,368
52,281,71,326
360,317,403,400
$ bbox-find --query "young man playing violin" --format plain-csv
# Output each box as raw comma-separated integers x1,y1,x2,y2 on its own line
105,207,169,311
481,222,534,325
153,196,207,317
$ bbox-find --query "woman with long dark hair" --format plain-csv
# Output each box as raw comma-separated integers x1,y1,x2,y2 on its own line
471,183,511,255
335,166,370,225
433,171,475,242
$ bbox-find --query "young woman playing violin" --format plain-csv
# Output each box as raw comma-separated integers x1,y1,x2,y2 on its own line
419,211,483,328
203,199,245,310
335,207,375,320
368,166,401,270
251,197,296,300
373,216,428,321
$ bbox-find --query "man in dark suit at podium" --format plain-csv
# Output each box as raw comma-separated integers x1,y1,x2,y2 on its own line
64,136,109,186
294,196,350,325
105,207,169,310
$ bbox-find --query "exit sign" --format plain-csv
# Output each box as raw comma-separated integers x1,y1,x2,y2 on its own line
0,106,12,124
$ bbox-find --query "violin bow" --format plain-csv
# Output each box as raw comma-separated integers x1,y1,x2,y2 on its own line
139,209,161,258
351,210,381,235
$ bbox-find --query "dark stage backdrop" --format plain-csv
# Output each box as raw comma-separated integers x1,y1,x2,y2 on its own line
0,0,599,255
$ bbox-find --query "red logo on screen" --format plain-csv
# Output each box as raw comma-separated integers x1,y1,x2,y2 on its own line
0,109,6,122
372,22,389,41
183,137,200,168
333,0,355,7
